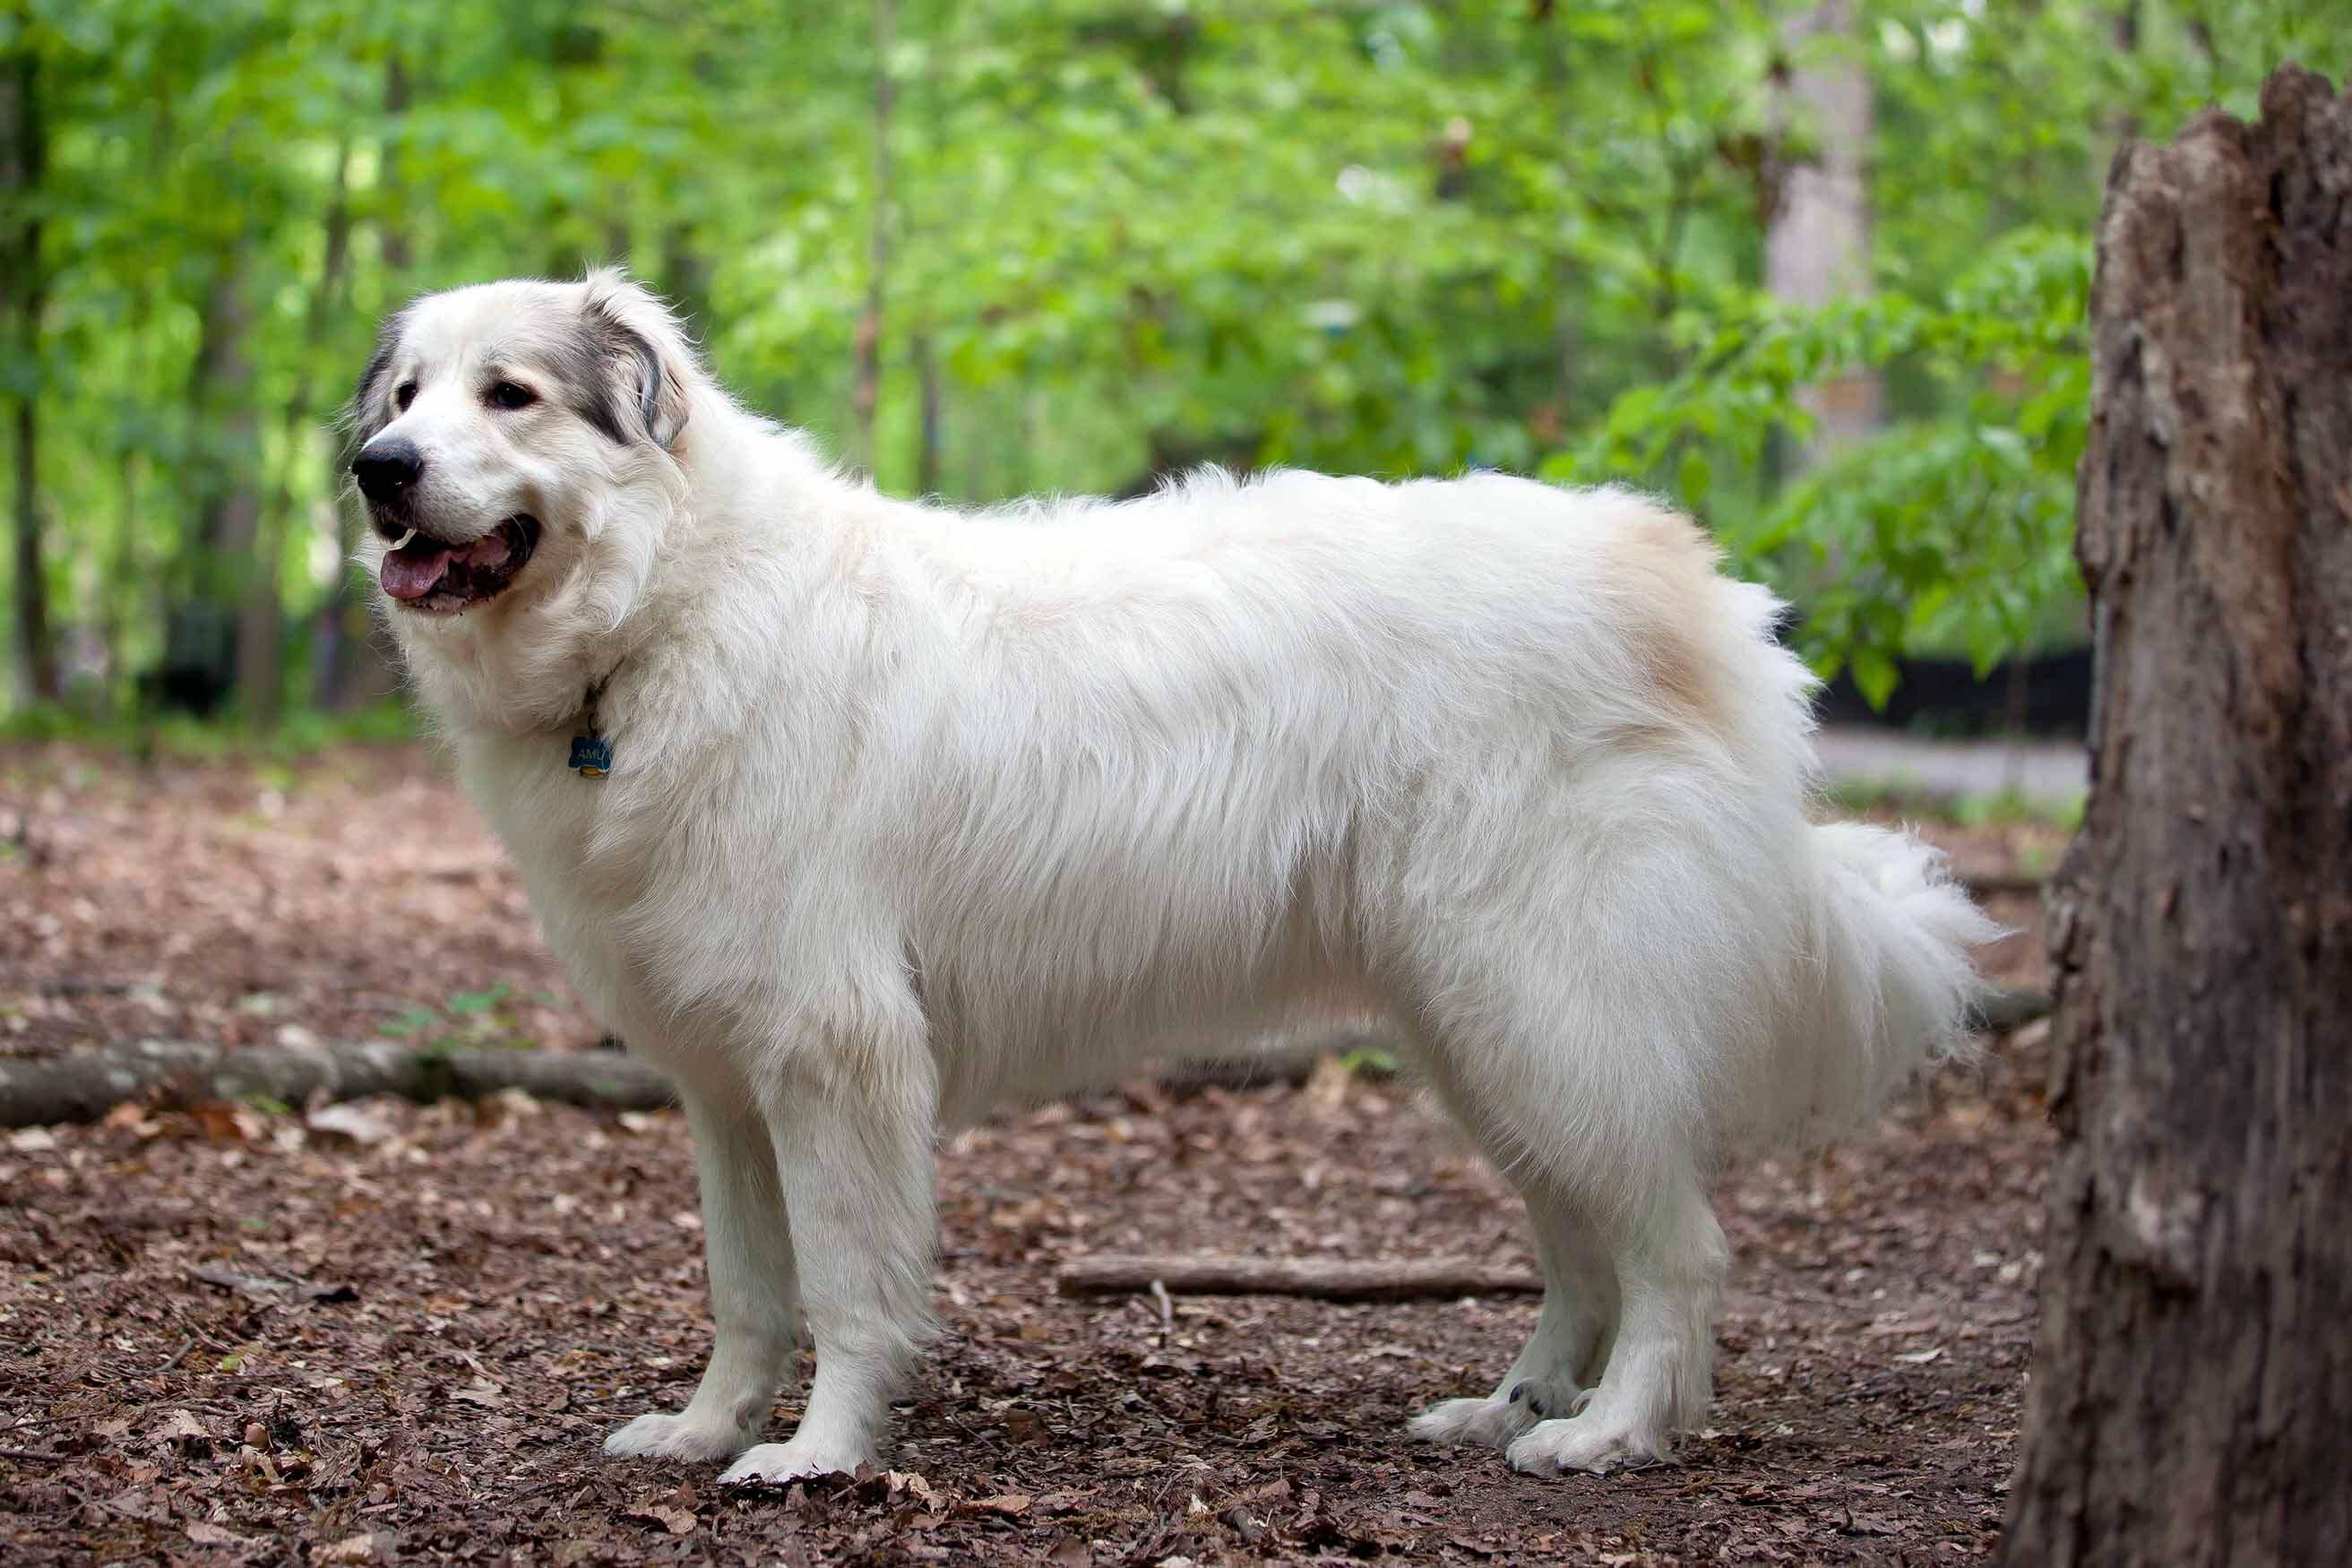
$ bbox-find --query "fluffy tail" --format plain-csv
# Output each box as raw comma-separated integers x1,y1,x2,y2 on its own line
1753,822,2004,1146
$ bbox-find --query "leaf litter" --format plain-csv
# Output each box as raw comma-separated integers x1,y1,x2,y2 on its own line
0,741,2063,1562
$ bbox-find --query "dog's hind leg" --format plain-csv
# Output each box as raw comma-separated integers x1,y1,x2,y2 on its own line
1505,1166,1726,1475
1408,1184,1618,1449
719,1026,937,1486
606,1088,804,1461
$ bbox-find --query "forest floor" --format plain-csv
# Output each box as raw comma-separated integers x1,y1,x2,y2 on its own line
0,740,2065,1565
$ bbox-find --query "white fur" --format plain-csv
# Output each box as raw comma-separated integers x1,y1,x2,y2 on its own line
358,271,1999,1482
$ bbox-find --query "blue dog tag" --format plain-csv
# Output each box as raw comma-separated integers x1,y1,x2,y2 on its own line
569,734,614,778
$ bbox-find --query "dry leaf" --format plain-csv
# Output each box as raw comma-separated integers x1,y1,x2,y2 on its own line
884,1469,937,1503
968,1493,1033,1517
306,1102,394,1145
625,1503,696,1536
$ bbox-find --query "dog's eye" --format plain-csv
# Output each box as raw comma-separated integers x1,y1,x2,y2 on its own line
394,382,418,411
487,381,538,411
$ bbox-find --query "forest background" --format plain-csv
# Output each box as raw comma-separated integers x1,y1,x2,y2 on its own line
4,0,2344,726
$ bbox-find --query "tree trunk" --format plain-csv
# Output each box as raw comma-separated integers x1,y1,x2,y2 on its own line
3,47,58,707
1764,0,1881,465
314,63,413,711
378,57,413,273
160,254,265,718
2003,67,2352,1566
852,0,895,472
912,330,942,496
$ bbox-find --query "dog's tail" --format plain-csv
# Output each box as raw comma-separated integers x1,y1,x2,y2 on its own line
1748,821,2003,1146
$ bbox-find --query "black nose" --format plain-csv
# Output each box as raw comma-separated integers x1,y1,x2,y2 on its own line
352,438,425,504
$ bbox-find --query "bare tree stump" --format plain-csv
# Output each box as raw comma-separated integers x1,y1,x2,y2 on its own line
2004,67,2352,1565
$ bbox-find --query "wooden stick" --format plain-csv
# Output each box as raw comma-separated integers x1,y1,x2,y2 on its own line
1055,1254,1544,1303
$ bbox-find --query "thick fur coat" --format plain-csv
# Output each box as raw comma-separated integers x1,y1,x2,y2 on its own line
352,271,1995,1481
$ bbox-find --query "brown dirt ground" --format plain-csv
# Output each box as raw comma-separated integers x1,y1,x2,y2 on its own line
0,741,2064,1565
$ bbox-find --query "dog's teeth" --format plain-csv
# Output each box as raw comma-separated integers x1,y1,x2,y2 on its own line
390,529,417,550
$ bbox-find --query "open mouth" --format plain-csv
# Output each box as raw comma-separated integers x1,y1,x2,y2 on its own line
380,516,541,612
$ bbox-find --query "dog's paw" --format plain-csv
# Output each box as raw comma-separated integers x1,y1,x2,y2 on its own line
1504,1414,1669,1477
718,1436,868,1487
1409,1374,1583,1448
604,1410,757,1462
1408,1395,1535,1449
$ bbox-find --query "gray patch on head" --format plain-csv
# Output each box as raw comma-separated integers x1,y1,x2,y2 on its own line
556,299,685,451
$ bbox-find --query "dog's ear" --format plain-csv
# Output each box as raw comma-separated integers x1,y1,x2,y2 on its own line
579,269,693,452
345,310,407,451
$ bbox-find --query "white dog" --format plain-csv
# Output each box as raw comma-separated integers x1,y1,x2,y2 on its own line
351,271,1994,1483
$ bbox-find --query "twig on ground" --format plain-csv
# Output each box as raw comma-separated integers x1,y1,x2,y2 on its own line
1148,1277,1175,1340
1056,1254,1545,1303
139,1337,196,1377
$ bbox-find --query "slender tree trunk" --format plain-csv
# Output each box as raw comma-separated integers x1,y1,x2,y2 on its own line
853,0,895,472
204,255,275,721
659,221,712,332
315,62,411,711
3,47,58,706
2003,67,2352,1566
912,330,941,496
161,255,262,717
379,57,412,273
272,142,351,719
1765,0,1880,465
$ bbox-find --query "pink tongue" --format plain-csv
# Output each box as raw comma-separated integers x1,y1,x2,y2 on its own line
381,543,453,600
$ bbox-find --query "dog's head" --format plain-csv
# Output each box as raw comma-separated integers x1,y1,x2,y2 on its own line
348,270,694,622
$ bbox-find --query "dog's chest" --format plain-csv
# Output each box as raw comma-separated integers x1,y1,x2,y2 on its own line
457,736,652,1030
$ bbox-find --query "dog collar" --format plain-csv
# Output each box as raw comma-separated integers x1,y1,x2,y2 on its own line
568,663,623,780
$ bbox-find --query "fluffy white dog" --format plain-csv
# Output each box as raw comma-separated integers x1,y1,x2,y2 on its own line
350,271,1995,1483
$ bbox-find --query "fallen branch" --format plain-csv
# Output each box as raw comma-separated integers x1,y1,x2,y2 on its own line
1961,871,2051,899
0,1038,674,1129
1971,986,2054,1034
4,983,2055,1131
1055,1254,1544,1303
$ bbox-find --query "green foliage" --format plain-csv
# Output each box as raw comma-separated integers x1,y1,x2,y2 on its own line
381,981,534,1053
1554,228,2092,685
0,699,417,756
3,1,2341,716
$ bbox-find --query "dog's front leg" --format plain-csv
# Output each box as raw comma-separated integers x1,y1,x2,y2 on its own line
606,1090,803,1461
719,1047,936,1485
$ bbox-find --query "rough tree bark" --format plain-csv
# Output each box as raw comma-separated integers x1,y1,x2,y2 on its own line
2004,67,2352,1565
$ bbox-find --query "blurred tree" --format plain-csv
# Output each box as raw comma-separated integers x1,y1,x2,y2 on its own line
1765,0,1880,464
3,37,57,705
